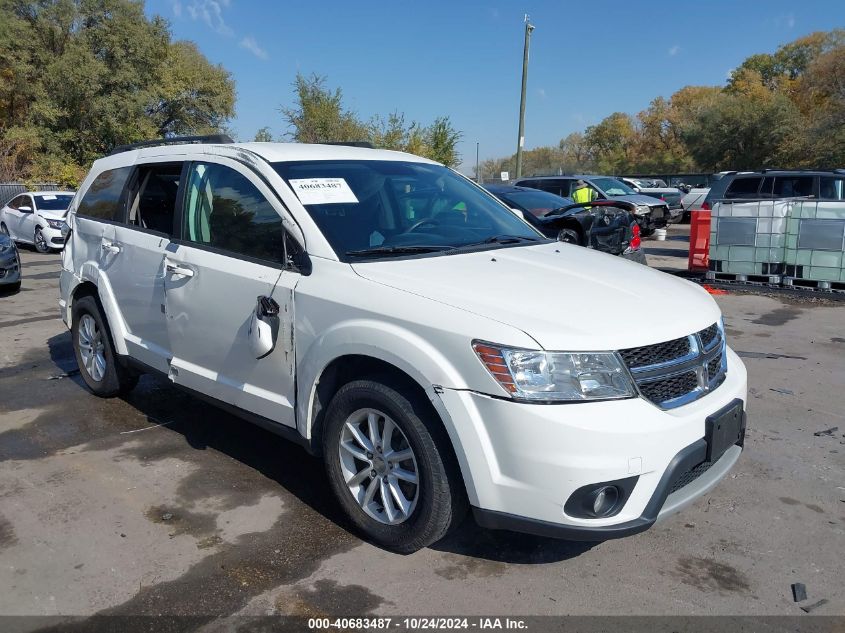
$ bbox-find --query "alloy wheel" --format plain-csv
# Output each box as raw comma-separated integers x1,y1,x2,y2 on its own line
77,314,106,382
35,228,49,253
338,407,420,525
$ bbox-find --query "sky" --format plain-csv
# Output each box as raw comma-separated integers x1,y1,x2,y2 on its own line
145,0,842,174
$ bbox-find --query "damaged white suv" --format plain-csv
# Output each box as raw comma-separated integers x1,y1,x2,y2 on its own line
59,137,747,552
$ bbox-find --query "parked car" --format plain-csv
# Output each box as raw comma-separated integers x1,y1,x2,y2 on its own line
514,175,670,235
484,184,645,263
680,188,710,221
702,170,845,209
618,177,684,221
60,136,747,553
0,191,75,252
0,231,21,292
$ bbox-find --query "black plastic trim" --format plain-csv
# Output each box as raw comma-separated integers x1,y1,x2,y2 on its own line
473,438,711,541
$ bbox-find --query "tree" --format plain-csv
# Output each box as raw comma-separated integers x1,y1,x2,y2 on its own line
584,112,638,173
280,73,462,166
281,73,369,144
0,0,236,185
253,126,274,142
149,41,235,138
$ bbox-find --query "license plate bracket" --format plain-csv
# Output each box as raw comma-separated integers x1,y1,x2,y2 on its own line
705,399,745,462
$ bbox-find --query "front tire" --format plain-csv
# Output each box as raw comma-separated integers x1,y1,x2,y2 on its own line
323,378,466,553
34,227,50,253
72,295,138,397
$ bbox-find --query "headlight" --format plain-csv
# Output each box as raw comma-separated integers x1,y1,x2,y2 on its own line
46,219,64,229
473,342,636,401
635,205,650,216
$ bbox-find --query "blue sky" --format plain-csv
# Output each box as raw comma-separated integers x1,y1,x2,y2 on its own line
146,0,841,174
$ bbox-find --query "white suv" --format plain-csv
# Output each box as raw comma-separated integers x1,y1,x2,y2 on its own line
59,137,747,553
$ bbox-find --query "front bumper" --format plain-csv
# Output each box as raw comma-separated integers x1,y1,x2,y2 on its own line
437,347,747,538
40,225,65,249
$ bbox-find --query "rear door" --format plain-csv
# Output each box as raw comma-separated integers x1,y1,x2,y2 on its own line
17,195,38,242
106,160,183,372
163,158,299,426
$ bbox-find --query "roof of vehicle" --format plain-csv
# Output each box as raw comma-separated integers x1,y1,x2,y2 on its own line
515,175,608,180
726,169,845,177
96,141,437,169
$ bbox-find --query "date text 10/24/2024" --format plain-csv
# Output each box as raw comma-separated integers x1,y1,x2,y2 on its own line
308,617,528,630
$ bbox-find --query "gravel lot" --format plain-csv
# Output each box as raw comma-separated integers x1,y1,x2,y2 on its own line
1,231,844,624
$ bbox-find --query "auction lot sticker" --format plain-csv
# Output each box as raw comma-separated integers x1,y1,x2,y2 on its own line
289,178,359,205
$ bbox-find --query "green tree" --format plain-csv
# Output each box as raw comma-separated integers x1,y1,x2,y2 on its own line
0,0,236,184
584,112,638,173
281,73,369,144
253,126,274,142
423,116,461,168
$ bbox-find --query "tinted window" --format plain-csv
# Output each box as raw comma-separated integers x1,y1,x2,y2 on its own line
127,163,182,234
7,195,25,210
183,162,283,263
724,177,762,199
819,177,845,200
773,176,814,198
499,189,574,216
522,180,567,197
592,178,636,196
759,177,774,198
77,167,132,221
34,194,74,212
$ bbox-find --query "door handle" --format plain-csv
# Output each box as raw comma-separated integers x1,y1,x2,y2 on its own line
101,241,121,254
165,259,195,278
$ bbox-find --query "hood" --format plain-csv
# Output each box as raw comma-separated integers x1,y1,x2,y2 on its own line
351,242,721,351
611,194,670,207
37,209,67,221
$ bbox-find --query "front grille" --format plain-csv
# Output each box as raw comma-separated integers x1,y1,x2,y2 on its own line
620,322,726,409
639,371,698,404
669,460,715,495
619,336,691,369
700,324,720,349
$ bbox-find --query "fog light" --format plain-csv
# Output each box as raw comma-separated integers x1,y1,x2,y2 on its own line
591,486,619,517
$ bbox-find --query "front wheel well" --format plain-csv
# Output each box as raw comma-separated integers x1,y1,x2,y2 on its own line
309,355,433,456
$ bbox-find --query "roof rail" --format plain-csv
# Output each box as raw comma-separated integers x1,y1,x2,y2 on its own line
109,134,235,155
323,141,375,149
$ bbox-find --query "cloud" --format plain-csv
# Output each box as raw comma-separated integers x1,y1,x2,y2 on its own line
240,35,268,60
186,0,232,35
668,45,680,57
172,0,182,17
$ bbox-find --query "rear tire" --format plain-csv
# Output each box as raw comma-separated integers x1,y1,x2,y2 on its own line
72,294,138,397
323,377,466,553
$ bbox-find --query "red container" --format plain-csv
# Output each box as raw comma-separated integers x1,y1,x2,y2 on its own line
688,209,711,272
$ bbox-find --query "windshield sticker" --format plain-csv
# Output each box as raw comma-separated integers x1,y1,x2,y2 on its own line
42,195,58,200
289,178,359,205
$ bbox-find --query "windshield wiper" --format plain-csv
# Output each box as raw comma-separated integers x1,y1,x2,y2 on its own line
345,245,450,258
450,235,541,250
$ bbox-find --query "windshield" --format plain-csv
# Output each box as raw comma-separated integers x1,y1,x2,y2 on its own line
496,189,574,217
34,194,74,212
592,178,636,196
273,160,543,259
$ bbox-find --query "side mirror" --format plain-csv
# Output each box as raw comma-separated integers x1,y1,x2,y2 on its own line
510,208,525,220
18,206,32,213
247,295,280,359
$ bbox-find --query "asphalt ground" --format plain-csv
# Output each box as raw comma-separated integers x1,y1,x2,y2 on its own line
0,233,843,627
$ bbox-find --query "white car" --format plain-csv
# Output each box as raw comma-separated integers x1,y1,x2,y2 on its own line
59,137,747,553
1,191,75,252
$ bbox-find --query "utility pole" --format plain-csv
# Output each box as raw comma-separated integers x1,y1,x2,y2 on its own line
476,142,480,183
515,15,534,179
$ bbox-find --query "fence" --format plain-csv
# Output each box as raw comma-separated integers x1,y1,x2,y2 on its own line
0,183,61,207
